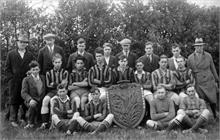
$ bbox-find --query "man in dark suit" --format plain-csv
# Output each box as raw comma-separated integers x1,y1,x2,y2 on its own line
37,33,65,75
137,41,159,73
115,38,137,69
168,43,182,71
67,38,95,72
6,34,35,127
103,42,117,68
21,61,46,129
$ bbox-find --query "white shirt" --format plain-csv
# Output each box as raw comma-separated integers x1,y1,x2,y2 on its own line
104,56,110,65
18,50,26,59
123,50,130,57
135,70,145,80
78,51,85,56
47,45,54,53
31,74,40,81
172,56,179,70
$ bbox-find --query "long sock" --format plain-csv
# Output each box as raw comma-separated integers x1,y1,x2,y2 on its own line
41,113,50,123
57,121,65,131
166,119,181,132
68,120,78,133
93,120,110,133
191,115,207,131
181,115,193,128
82,122,94,132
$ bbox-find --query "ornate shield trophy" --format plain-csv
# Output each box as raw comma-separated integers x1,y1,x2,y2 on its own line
107,83,145,128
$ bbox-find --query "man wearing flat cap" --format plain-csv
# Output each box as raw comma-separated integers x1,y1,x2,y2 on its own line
38,33,65,75
187,38,219,119
115,38,137,69
6,34,34,127
67,37,95,72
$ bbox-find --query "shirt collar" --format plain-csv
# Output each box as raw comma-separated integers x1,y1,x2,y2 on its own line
123,50,130,55
47,45,54,50
58,95,70,103
31,74,40,80
134,70,145,75
78,51,85,56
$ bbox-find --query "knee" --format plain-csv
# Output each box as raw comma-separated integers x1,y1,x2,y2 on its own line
73,112,80,118
201,109,210,118
51,114,58,121
175,113,185,121
107,114,114,120
177,109,186,115
146,120,157,128
74,97,80,102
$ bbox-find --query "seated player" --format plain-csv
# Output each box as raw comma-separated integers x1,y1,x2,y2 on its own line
113,55,134,84
39,53,68,129
151,55,180,106
21,61,46,129
68,56,89,112
51,84,79,134
88,47,112,101
173,56,199,98
75,87,114,135
134,60,153,103
146,85,175,131
175,84,210,134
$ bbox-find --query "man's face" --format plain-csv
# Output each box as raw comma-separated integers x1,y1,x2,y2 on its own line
75,59,84,70
91,89,101,101
136,62,144,71
95,53,104,63
45,38,55,46
122,44,130,52
31,66,40,76
145,45,153,55
53,58,62,69
119,58,128,67
195,45,204,53
77,42,86,53
159,58,168,69
176,57,185,68
186,86,196,98
172,47,181,58
104,46,111,56
156,88,166,100
57,88,67,98
17,40,28,50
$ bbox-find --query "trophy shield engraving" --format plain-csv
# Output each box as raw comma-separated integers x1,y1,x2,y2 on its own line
107,83,145,128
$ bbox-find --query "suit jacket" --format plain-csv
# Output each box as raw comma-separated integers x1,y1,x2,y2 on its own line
5,48,34,104
66,51,95,72
137,53,160,73
103,55,117,68
115,51,137,69
187,51,219,104
37,45,65,75
168,57,177,71
21,75,46,104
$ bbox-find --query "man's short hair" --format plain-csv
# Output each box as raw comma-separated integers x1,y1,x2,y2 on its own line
95,47,104,55
135,59,144,65
77,37,86,44
186,84,194,91
74,55,86,63
29,60,40,69
52,53,62,62
159,54,168,61
103,42,113,49
118,55,127,61
172,43,181,49
156,85,166,92
145,41,154,46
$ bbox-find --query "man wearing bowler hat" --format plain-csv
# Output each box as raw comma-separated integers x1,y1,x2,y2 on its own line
38,33,65,75
6,34,34,127
187,38,219,119
115,38,137,69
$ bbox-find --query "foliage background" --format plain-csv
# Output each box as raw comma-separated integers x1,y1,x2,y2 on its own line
0,0,219,109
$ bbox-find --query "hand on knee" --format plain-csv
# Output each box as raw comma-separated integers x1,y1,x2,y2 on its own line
201,109,210,119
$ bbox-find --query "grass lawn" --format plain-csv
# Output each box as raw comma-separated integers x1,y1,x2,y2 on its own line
0,111,219,140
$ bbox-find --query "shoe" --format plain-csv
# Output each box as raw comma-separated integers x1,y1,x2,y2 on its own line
157,130,166,135
24,124,34,129
11,121,19,127
37,123,48,130
20,119,26,127
198,128,208,134
66,130,72,136
182,128,193,134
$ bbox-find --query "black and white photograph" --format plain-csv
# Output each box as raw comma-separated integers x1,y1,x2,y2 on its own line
0,0,219,139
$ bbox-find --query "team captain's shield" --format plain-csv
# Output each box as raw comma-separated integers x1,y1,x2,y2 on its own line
107,83,145,128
